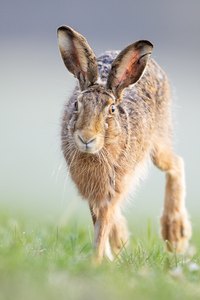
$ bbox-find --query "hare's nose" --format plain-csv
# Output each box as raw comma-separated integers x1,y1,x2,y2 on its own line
78,134,96,148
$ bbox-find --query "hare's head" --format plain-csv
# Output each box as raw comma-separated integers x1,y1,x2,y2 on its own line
57,26,153,154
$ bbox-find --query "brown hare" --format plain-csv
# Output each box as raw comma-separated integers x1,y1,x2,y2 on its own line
57,26,192,263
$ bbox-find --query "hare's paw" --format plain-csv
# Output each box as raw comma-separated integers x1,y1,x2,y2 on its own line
160,211,192,253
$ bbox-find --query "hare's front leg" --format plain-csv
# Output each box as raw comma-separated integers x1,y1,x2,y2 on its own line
90,203,115,263
152,145,192,253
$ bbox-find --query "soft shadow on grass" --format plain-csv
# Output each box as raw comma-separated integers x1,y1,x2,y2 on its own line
0,210,200,300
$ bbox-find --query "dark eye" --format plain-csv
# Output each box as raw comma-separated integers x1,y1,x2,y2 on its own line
74,101,78,111
109,104,115,114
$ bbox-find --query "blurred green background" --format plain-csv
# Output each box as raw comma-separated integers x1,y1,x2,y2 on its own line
0,0,200,223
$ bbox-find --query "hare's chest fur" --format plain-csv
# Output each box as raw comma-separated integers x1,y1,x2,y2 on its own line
69,154,116,204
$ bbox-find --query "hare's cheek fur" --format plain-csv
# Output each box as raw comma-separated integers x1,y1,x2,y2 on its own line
105,117,121,144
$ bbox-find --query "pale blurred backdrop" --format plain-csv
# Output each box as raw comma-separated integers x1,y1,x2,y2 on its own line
0,0,200,224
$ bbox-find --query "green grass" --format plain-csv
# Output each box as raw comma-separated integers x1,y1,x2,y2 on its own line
0,211,200,300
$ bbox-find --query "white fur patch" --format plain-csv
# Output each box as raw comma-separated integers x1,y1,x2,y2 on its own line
96,76,106,86
58,30,72,51
124,154,151,205
104,239,114,261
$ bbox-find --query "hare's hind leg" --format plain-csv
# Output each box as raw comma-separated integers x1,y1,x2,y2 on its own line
152,145,192,253
109,208,129,256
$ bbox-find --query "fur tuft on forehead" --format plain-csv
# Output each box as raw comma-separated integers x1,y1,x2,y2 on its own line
81,84,115,102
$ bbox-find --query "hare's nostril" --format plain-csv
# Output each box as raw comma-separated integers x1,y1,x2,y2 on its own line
78,134,86,144
78,135,96,146
87,137,96,144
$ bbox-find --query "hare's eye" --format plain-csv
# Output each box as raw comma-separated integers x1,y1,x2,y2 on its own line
109,104,115,114
74,101,78,111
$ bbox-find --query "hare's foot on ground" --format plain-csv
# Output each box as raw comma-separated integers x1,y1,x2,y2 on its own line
161,211,192,253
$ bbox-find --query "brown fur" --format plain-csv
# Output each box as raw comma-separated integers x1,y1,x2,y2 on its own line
57,26,192,262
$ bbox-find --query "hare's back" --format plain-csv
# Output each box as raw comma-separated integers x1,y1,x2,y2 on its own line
97,51,119,82
97,51,168,99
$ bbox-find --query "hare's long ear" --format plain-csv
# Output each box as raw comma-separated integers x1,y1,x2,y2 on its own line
107,40,153,99
57,26,98,90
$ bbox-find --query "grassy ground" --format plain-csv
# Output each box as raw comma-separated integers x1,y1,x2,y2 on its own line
0,211,200,300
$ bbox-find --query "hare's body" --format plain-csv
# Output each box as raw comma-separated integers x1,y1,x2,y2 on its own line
62,55,168,204
58,26,192,262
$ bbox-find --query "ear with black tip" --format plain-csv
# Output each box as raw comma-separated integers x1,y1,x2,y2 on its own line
57,26,98,90
106,40,153,99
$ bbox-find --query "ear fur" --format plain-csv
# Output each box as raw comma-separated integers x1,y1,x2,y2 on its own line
57,26,98,90
106,40,153,98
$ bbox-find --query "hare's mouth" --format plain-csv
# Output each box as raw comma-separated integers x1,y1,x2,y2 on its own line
78,147,100,154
